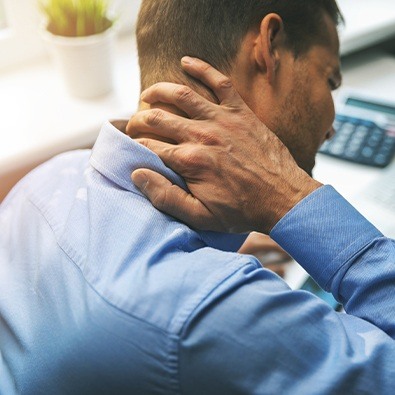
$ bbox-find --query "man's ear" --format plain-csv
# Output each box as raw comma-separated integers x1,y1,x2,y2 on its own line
254,13,286,85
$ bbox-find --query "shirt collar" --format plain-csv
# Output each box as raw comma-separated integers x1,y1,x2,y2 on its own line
90,121,247,252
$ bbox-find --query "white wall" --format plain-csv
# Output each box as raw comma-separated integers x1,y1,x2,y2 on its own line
0,0,142,71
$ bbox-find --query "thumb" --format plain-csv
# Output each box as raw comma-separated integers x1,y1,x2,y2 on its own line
132,169,173,209
131,169,220,231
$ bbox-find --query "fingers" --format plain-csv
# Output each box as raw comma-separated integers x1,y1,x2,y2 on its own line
238,232,285,255
140,82,215,120
134,138,180,169
180,56,244,106
238,232,291,266
132,169,220,231
134,138,207,180
256,252,291,266
127,109,194,143
138,57,245,113
265,263,288,278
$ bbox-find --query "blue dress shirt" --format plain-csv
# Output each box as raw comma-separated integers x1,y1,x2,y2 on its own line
0,121,394,394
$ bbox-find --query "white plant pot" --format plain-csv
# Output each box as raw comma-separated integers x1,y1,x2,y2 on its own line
42,27,116,99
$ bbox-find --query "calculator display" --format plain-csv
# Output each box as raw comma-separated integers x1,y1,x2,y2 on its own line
346,97,395,119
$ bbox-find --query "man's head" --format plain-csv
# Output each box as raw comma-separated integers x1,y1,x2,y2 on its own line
136,0,343,174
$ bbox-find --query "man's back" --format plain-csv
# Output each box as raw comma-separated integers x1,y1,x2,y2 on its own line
0,121,253,393
2,122,395,394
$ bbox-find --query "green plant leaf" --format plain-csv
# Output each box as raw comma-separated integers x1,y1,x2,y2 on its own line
38,0,114,37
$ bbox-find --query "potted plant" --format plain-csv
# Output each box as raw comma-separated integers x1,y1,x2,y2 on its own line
39,0,117,98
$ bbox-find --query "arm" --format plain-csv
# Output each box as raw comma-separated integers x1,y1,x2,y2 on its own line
128,58,395,337
178,260,395,394
271,185,395,338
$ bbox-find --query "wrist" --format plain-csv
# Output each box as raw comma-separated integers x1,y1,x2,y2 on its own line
264,171,322,233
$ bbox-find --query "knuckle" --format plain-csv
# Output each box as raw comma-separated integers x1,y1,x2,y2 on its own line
150,82,163,94
199,131,221,146
199,62,212,74
216,76,233,91
174,86,194,104
151,189,168,210
146,109,165,127
151,184,178,212
226,105,242,115
143,83,160,100
162,145,176,161
136,138,151,149
179,146,208,172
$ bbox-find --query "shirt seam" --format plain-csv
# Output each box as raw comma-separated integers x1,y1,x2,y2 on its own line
25,194,174,337
31,187,183,395
323,234,381,294
176,259,260,395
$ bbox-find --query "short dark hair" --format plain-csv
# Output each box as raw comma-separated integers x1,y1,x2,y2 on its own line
136,0,343,91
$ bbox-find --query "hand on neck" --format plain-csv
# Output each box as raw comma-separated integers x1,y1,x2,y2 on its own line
127,80,218,142
125,101,188,143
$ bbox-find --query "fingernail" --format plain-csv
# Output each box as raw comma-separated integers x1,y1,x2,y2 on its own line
132,171,148,192
181,56,194,65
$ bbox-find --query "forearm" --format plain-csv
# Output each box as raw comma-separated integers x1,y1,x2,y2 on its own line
271,185,395,338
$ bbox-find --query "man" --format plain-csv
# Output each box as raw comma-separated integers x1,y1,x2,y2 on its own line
0,2,394,395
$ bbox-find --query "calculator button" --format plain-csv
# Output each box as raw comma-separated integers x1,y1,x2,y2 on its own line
343,150,357,160
350,138,364,150
333,119,343,129
371,128,384,138
320,115,395,167
354,130,368,141
384,135,395,146
346,123,356,130
367,134,382,148
361,147,374,159
335,135,348,144
373,154,389,166
377,148,391,159
355,125,369,134
341,122,355,132
329,143,345,155
320,141,330,151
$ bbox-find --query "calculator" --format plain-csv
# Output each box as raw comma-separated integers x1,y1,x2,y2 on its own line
319,91,395,168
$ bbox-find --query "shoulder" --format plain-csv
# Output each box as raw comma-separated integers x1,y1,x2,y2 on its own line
0,150,92,263
5,149,91,203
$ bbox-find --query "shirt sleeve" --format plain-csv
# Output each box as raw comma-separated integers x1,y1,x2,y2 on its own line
270,185,395,338
178,262,395,394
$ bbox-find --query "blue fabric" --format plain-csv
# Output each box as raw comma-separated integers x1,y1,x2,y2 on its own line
0,121,394,394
